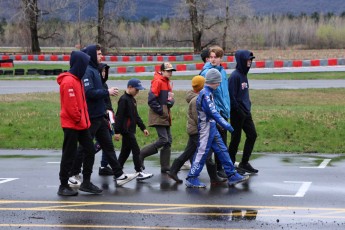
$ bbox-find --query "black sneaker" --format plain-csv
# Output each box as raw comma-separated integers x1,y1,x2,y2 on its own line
217,170,228,178
79,182,103,194
99,166,113,176
57,185,78,196
238,162,259,174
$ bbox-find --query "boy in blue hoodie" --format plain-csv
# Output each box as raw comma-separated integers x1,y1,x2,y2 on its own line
228,50,258,174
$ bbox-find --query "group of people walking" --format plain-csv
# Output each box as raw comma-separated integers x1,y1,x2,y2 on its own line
56,44,258,196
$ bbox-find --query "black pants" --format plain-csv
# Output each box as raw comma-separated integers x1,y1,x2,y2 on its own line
118,133,142,172
228,109,257,164
176,134,216,169
71,117,123,178
59,128,95,185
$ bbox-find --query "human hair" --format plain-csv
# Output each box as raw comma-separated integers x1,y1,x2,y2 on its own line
96,44,102,51
209,45,224,58
160,63,165,72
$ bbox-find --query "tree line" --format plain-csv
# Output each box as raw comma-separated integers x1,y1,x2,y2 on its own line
0,0,344,54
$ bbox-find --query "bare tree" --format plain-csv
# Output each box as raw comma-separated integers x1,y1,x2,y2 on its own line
22,0,40,53
98,0,105,51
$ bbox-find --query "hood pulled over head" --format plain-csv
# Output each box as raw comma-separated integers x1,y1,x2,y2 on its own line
69,51,90,79
98,63,110,83
81,44,98,68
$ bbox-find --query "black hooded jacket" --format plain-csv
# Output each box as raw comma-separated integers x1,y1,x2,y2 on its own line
228,50,254,114
98,63,113,112
81,45,109,119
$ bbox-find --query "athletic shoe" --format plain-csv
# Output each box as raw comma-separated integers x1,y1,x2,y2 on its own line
57,185,78,196
136,171,154,181
217,170,228,178
68,174,82,186
238,162,259,174
99,166,113,176
181,161,191,170
228,173,249,186
79,182,103,194
185,177,206,188
115,173,138,186
167,171,183,183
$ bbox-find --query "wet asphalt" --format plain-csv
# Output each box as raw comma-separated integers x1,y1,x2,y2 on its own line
1,149,345,229
1,66,345,228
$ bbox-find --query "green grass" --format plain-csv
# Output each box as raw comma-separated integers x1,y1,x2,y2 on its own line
0,89,345,153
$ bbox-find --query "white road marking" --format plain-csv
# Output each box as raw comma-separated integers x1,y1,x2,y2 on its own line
274,181,312,197
0,178,18,184
300,159,331,169
47,162,60,164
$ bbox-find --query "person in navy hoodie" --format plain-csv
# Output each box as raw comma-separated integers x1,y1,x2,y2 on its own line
70,44,135,187
228,50,258,174
57,51,101,196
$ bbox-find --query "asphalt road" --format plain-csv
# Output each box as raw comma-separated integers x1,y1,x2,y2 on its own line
2,79,345,95
0,150,344,229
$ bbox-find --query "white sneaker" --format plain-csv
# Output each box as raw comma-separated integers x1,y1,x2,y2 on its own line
181,161,191,170
136,171,153,181
68,174,82,186
115,173,138,186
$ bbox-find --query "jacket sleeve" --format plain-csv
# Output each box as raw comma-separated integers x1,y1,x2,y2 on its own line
202,94,234,133
114,98,126,134
62,82,81,123
148,80,163,115
136,113,146,131
83,70,108,100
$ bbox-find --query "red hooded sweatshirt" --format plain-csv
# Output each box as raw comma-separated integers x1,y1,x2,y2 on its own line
56,51,91,130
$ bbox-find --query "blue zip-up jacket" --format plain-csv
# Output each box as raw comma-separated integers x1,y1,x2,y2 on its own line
81,45,108,119
228,50,253,114
197,85,234,133
200,63,230,119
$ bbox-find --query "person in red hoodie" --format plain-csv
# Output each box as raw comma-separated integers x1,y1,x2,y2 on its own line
57,50,102,196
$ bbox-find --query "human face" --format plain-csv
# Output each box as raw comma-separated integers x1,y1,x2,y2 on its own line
101,69,106,78
97,50,102,64
247,59,252,67
128,86,139,96
209,52,221,66
162,70,173,78
208,83,220,90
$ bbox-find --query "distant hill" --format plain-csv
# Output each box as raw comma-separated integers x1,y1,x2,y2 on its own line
1,0,345,21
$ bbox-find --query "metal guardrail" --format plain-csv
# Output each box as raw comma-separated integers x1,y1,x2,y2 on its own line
0,47,195,55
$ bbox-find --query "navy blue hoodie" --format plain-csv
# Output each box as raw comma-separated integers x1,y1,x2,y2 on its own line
81,45,109,119
228,50,254,114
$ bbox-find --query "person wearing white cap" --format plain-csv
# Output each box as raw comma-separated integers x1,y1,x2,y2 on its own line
186,68,249,188
139,62,176,173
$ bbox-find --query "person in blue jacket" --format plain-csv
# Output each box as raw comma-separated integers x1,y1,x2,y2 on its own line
199,45,230,178
186,68,249,188
228,50,258,174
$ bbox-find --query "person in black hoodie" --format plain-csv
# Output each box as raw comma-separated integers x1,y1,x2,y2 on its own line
70,44,136,187
94,63,115,176
57,50,101,196
228,50,258,174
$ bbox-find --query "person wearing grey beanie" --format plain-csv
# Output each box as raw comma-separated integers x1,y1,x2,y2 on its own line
205,68,222,84
185,67,249,188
